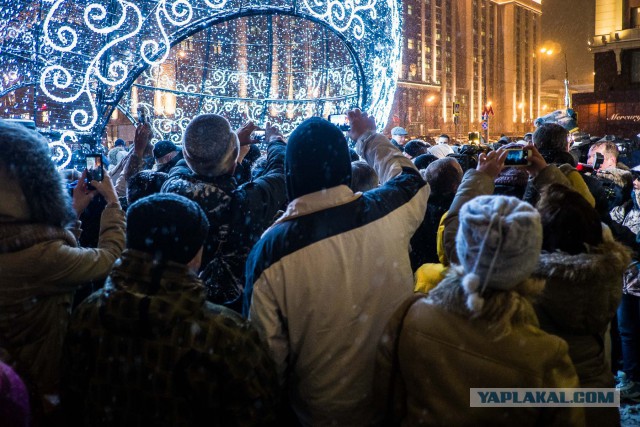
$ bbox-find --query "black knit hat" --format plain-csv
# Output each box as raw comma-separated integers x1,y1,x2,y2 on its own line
153,140,178,159
285,117,351,200
126,193,209,264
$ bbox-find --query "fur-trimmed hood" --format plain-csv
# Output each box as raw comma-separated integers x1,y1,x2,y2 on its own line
597,167,632,189
0,121,76,228
532,239,631,335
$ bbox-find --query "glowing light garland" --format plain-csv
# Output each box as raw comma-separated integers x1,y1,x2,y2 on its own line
1,0,401,143
49,131,75,170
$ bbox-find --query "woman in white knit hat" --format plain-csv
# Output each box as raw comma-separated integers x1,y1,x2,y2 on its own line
375,149,584,426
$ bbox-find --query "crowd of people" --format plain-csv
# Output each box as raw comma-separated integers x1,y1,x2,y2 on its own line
1,109,640,426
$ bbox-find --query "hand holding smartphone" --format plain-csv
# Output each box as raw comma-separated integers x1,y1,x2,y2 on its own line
252,129,266,142
503,148,532,167
328,114,351,131
85,154,104,184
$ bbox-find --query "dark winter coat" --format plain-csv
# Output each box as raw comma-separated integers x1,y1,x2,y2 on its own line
532,239,631,427
161,140,287,308
409,191,454,271
0,131,125,410
62,249,280,427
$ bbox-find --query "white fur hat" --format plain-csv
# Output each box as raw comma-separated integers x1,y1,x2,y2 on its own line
456,195,542,312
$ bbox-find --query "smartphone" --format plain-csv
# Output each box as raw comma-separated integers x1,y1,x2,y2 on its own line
504,148,532,167
253,129,266,142
85,154,104,182
328,114,350,131
137,107,146,125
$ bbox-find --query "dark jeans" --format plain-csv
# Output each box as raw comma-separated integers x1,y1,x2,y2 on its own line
618,293,640,381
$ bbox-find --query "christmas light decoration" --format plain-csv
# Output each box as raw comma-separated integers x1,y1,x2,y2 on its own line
0,0,401,146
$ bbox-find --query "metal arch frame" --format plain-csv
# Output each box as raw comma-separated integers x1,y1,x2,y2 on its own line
25,0,402,137
97,9,367,139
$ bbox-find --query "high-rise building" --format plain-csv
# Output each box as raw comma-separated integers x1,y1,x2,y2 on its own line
573,0,640,137
388,0,541,140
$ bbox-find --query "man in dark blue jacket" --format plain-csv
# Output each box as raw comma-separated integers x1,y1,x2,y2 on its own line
162,115,287,310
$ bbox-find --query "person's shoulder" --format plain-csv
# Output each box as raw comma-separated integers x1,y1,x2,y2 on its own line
199,301,262,341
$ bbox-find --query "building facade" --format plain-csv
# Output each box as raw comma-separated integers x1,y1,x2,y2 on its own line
388,0,541,140
573,0,640,137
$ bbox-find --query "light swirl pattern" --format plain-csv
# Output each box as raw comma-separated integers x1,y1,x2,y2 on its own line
30,0,400,137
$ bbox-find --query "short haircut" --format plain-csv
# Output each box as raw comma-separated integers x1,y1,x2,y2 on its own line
588,140,619,161
350,160,378,192
533,123,568,152
127,170,169,205
425,157,463,195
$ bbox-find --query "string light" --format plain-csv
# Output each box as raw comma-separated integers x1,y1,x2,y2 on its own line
1,0,401,149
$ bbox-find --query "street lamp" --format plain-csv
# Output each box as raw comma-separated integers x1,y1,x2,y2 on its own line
539,40,570,109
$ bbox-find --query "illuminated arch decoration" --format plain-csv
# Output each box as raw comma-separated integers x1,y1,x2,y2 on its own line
14,0,402,138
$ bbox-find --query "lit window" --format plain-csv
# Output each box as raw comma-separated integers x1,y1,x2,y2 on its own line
408,4,413,15
408,38,414,50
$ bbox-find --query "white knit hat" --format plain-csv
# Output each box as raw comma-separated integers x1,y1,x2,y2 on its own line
182,114,239,177
455,195,542,312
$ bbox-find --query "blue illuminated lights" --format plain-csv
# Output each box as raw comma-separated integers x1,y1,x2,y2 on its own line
1,0,401,144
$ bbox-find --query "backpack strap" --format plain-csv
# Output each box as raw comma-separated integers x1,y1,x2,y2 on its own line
384,293,424,425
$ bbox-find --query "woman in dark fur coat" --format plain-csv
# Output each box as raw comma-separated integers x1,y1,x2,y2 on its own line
532,183,631,427
0,121,125,420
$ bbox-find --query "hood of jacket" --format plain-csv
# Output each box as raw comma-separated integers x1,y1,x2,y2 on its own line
0,125,76,228
532,239,631,334
96,250,207,337
597,167,632,189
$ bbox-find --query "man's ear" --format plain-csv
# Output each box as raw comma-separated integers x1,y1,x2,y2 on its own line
187,246,204,272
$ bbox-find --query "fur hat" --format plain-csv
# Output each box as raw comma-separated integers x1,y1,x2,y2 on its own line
126,193,210,264
182,114,239,177
456,195,542,312
285,117,351,200
0,120,76,227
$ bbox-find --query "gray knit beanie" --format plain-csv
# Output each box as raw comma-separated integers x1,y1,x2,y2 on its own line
182,114,239,177
455,195,542,312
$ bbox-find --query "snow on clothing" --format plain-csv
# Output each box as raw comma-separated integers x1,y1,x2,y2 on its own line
0,204,125,404
244,132,429,426
62,249,279,427
161,140,287,306
107,146,128,171
532,239,630,427
375,269,584,427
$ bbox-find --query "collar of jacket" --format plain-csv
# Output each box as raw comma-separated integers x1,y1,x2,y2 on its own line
272,184,361,225
168,159,237,191
532,239,631,285
100,249,206,336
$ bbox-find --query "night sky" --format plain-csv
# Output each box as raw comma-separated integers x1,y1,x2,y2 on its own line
541,0,596,86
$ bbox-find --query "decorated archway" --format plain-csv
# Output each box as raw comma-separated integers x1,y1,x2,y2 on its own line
0,0,401,161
